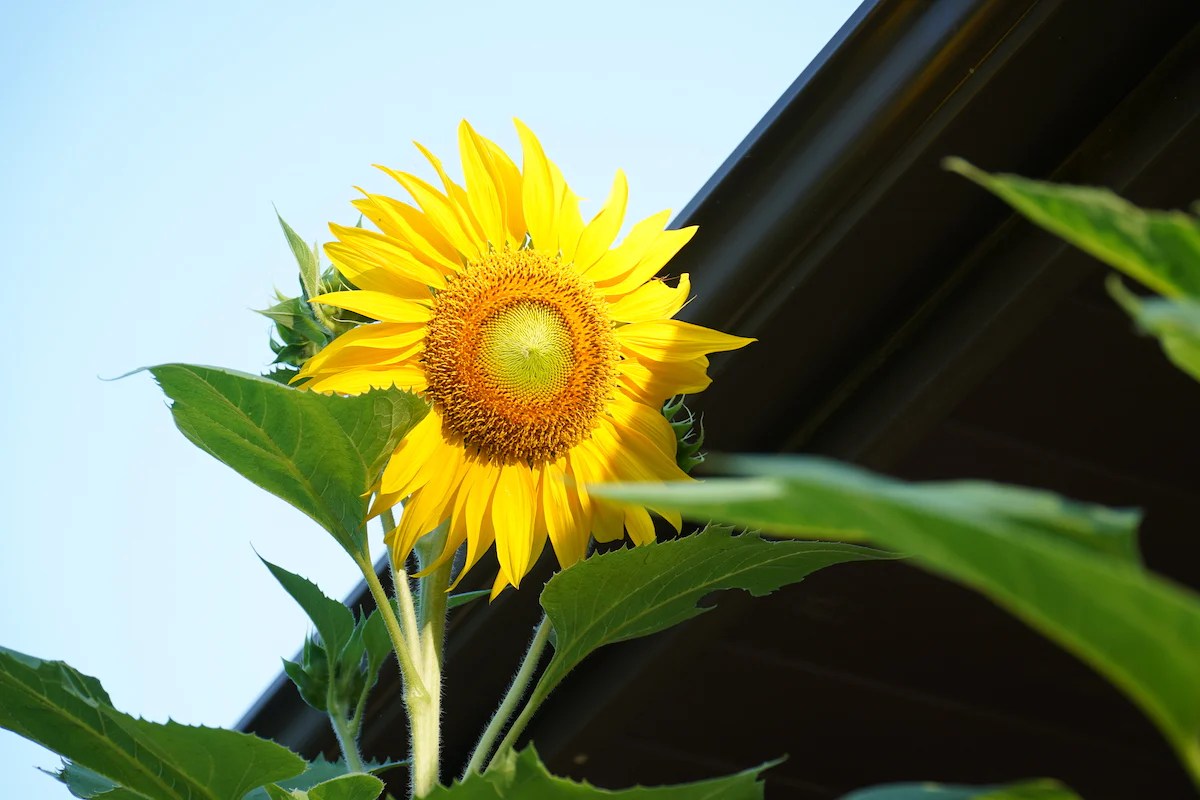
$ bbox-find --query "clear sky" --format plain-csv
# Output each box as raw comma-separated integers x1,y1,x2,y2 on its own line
0,2,860,796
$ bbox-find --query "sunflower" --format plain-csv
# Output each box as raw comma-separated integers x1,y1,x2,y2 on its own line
296,120,753,594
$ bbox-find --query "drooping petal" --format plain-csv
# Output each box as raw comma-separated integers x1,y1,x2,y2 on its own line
623,504,656,546
375,411,445,503
540,460,587,568
491,462,536,587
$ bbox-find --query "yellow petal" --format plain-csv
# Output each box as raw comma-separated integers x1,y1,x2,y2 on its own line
330,224,447,289
491,462,536,587
322,241,431,298
482,136,526,244
624,505,656,546
300,323,425,375
462,459,501,574
377,165,483,261
377,411,444,500
413,140,485,243
304,365,426,395
606,397,677,457
617,354,711,404
392,447,465,569
570,440,625,543
598,227,697,299
310,291,432,323
540,460,587,568
515,119,558,252
607,273,691,323
558,186,585,262
458,120,506,246
573,170,628,272
351,192,463,274
581,210,671,282
616,319,755,362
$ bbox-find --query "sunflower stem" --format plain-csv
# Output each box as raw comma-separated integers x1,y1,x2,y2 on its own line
327,698,366,774
409,521,452,797
382,509,423,661
463,616,549,778
354,552,427,701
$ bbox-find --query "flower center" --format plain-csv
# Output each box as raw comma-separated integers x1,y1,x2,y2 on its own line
423,248,617,463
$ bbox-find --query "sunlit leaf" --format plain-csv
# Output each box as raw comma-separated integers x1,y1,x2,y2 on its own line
147,364,427,559
431,746,774,798
244,757,404,800
591,456,1200,785
529,526,890,717
945,158,1200,298
0,647,304,800
1107,276,1200,382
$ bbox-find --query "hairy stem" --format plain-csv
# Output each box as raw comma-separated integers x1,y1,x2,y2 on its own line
463,616,550,778
409,522,453,797
328,701,366,774
354,552,427,700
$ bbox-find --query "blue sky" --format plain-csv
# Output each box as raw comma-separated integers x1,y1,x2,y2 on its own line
0,2,860,796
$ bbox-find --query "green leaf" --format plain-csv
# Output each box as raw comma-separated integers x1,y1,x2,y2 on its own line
591,456,1200,785
261,559,355,658
261,786,295,800
841,780,1080,799
430,746,773,799
306,774,385,800
529,526,889,714
277,211,322,304
46,762,117,797
147,364,427,559
1107,275,1200,382
360,609,392,695
0,646,304,800
447,590,490,611
945,158,1200,298
244,758,402,800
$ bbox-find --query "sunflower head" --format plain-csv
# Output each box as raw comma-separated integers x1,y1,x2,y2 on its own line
296,120,753,595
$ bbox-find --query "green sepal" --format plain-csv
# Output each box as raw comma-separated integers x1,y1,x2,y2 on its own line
277,211,322,306
661,396,705,474
282,641,330,713
436,746,775,798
